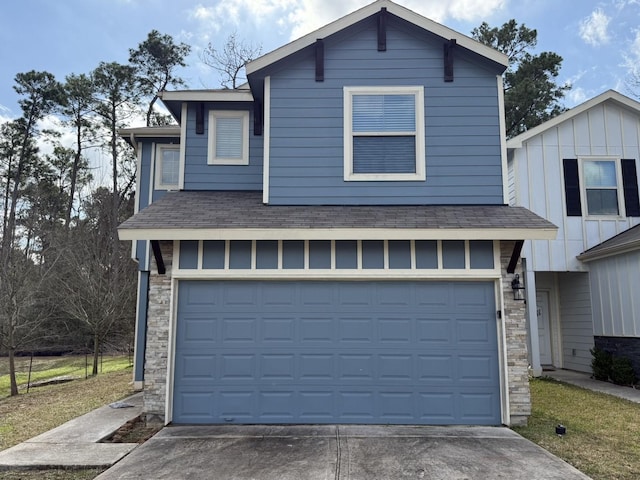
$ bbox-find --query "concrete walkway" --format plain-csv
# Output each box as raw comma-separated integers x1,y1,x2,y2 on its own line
544,369,640,403
0,392,143,469
0,371,637,475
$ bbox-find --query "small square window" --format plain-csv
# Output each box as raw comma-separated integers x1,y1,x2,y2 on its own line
208,110,249,165
582,159,620,216
344,86,425,181
155,145,180,190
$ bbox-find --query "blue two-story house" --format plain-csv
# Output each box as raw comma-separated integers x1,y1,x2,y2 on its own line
118,0,556,426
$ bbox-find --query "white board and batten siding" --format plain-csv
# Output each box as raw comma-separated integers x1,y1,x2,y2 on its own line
509,98,640,273
589,251,640,338
557,272,594,372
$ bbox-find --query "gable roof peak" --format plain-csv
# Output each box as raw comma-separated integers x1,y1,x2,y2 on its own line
246,0,508,75
507,89,640,148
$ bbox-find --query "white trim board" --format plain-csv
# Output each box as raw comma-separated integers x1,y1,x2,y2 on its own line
119,227,558,241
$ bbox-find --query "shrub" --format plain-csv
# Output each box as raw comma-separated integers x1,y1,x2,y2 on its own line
590,347,612,381
611,356,636,386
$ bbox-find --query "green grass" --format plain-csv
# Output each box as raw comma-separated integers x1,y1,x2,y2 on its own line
0,359,135,480
0,356,132,398
514,377,640,480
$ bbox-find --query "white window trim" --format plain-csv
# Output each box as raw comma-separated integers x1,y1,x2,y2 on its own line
208,110,250,165
343,86,425,182
578,157,626,218
154,144,181,191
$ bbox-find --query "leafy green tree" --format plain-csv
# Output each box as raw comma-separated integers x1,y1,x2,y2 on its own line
60,73,97,227
129,30,191,126
92,62,138,270
472,20,569,138
1,71,64,260
0,72,64,396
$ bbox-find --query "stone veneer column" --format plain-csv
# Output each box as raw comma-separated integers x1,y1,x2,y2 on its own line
143,241,173,424
500,240,531,426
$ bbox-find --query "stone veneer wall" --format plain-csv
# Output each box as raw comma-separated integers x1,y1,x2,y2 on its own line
142,240,532,425
143,241,173,423
500,240,531,426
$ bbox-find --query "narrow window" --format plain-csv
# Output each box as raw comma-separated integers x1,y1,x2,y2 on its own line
155,145,180,190
208,110,250,165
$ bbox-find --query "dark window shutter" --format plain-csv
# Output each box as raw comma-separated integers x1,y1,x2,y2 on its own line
622,159,640,217
563,159,582,216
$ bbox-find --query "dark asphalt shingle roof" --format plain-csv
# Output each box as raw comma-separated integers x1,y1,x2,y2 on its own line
118,191,556,240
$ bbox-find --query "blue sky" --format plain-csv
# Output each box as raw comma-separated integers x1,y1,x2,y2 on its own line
2,0,640,123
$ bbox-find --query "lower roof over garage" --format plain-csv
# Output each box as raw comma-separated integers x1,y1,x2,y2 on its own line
118,191,557,241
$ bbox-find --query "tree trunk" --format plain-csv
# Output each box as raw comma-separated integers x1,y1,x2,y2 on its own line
65,124,82,228
8,344,18,396
92,332,99,376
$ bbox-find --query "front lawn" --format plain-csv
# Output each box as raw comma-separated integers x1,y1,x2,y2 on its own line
514,377,640,480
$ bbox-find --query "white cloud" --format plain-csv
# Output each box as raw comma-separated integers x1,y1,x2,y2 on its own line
0,104,13,124
579,8,611,46
622,29,640,86
189,0,507,43
567,87,588,106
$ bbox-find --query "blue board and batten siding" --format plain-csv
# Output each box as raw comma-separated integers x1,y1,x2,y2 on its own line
266,15,505,205
183,102,263,191
173,280,501,425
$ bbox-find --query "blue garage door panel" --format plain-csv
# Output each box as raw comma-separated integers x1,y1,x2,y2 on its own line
173,281,500,425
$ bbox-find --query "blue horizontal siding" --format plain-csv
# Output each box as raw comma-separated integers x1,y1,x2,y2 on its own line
183,102,263,191
267,15,504,205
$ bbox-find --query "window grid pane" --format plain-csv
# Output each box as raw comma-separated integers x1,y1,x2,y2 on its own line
353,94,415,132
161,148,179,186
216,117,243,159
587,189,619,215
353,136,416,173
584,161,617,187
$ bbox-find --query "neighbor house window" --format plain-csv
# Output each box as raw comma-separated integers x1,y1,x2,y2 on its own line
155,145,180,190
582,159,620,215
344,86,425,181
208,110,249,165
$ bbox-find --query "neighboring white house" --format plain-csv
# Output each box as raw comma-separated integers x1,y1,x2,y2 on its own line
507,90,640,376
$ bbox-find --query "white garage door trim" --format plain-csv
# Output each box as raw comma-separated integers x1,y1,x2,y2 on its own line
164,276,510,425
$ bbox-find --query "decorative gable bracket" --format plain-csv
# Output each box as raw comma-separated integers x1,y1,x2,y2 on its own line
254,99,263,136
150,240,166,275
378,7,387,51
444,39,456,82
315,39,324,82
195,102,205,134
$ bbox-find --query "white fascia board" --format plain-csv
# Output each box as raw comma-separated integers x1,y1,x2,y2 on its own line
118,227,557,242
118,126,180,138
577,241,640,262
161,90,254,102
246,0,507,75
507,89,640,149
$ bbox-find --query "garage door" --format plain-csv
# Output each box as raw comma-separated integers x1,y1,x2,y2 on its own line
173,280,501,425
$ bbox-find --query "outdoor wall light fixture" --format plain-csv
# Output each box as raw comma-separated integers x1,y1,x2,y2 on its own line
511,273,525,301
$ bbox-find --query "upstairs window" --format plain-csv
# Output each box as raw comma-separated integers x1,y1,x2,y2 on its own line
563,158,640,217
208,110,249,165
583,159,619,215
344,86,425,181
155,145,180,190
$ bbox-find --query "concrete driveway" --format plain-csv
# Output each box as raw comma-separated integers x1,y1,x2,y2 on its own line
96,425,590,480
